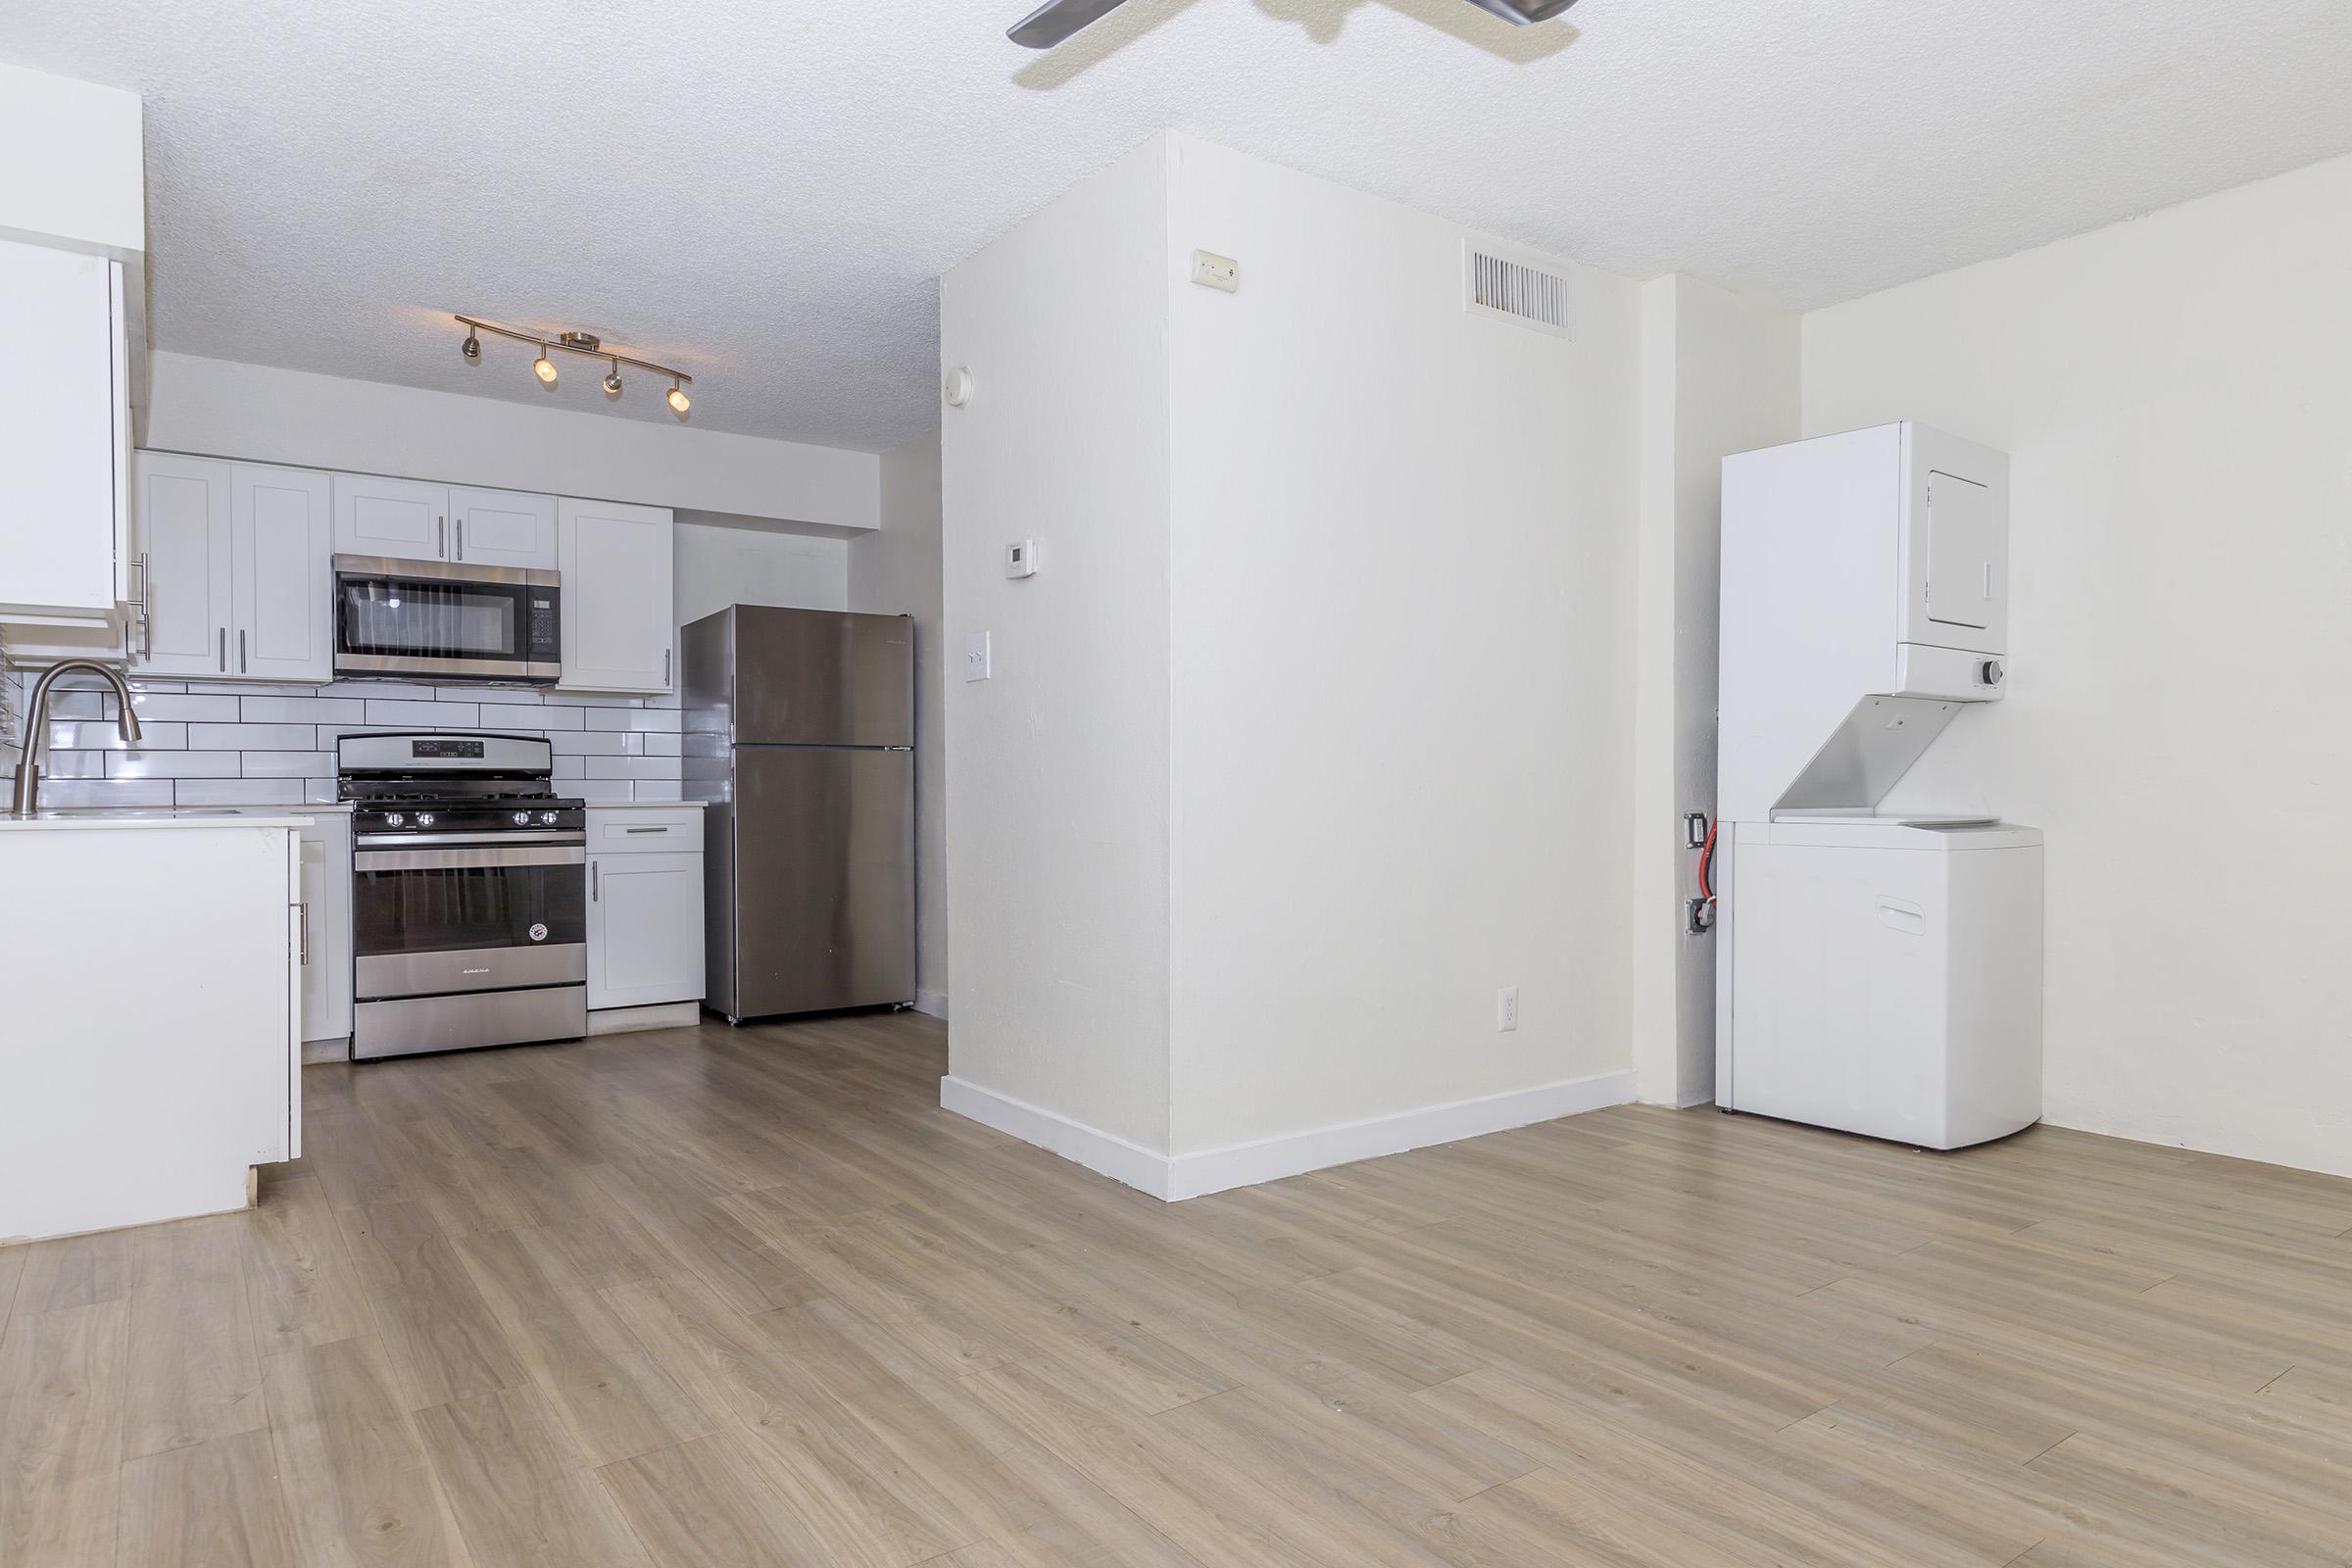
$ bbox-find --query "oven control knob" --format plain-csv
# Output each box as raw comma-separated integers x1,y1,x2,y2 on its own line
514,811,530,825
540,811,558,825
417,812,437,827
385,812,406,827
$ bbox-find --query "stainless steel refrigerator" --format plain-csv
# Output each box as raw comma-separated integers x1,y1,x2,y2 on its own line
682,605,915,1022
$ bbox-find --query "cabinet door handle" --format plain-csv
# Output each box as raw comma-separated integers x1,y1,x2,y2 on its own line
591,860,600,902
297,901,310,965
624,825,665,834
124,552,147,609
239,629,249,673
218,627,226,672
456,518,465,560
663,649,671,687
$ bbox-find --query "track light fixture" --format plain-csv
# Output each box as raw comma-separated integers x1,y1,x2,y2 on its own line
452,316,694,415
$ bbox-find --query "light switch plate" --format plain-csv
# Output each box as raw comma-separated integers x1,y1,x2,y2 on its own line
962,630,992,682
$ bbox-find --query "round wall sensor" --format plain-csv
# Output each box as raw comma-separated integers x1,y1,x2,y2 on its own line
943,367,975,408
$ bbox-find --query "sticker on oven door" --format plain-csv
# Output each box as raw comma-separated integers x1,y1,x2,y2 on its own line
529,923,549,942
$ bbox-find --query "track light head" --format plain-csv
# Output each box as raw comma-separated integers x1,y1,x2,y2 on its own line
533,348,559,386
667,379,691,416
461,330,481,362
604,360,623,397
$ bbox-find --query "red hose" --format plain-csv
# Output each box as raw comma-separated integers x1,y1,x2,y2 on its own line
1697,818,1719,905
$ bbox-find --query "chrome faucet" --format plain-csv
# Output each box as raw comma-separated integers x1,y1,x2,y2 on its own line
9,661,143,816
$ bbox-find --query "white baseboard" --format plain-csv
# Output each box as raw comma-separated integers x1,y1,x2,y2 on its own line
1167,1069,1640,1200
939,1067,1639,1203
938,1075,1172,1198
913,988,950,1020
301,1036,349,1065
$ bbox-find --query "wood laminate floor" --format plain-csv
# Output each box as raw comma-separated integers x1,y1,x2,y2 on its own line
5,1011,2351,1566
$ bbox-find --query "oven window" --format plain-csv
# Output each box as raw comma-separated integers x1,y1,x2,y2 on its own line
340,578,525,660
354,863,586,956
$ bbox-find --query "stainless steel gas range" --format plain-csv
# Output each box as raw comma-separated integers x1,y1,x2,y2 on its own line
340,733,588,1060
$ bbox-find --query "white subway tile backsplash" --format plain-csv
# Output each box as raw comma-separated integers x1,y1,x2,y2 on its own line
188,722,319,751
123,694,243,721
105,750,243,779
32,779,175,808
482,703,579,730
586,707,683,733
241,751,337,778
583,757,676,780
547,730,633,755
10,671,687,800
241,695,366,723
367,700,469,726
49,720,188,752
175,778,304,806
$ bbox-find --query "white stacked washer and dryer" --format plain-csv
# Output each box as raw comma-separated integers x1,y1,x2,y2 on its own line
1714,422,2043,1151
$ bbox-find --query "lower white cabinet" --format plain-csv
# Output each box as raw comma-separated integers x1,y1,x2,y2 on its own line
297,812,354,1045
585,808,705,1011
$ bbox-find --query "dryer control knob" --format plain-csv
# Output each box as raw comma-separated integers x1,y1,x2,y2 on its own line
1979,659,2004,686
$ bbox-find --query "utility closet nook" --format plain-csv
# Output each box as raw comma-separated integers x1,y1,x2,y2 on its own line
7,6,2352,1565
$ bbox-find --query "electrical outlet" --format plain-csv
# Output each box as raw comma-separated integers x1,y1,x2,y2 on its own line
1496,986,1519,1033
962,630,992,683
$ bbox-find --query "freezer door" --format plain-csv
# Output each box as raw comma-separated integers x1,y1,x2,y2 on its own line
730,746,914,1016
731,606,913,747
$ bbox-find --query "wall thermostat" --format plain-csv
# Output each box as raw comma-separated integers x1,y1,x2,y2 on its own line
1004,540,1039,578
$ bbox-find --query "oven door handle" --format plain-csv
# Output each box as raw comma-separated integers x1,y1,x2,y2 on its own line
354,830,586,850
355,845,588,871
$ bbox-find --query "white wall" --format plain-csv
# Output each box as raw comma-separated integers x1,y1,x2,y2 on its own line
1631,275,1800,1108
1802,150,2352,1178
143,352,879,531
939,136,1175,1153
675,522,847,627
1161,136,1643,1158
850,434,950,1017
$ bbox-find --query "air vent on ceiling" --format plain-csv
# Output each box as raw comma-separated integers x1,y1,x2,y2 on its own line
1463,241,1575,338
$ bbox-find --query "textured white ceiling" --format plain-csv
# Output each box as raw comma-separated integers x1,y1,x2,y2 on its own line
7,1,2350,452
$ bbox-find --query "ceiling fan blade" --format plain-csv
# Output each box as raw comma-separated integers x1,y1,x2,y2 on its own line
1007,0,1136,48
1457,0,1581,24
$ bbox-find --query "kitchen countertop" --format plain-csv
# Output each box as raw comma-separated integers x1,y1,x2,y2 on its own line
0,807,317,832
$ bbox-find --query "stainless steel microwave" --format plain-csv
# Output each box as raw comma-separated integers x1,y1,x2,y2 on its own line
332,556,562,684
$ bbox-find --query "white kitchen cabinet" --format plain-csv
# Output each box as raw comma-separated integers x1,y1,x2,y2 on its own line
332,472,450,560
450,485,558,569
586,806,705,1010
131,455,332,682
559,498,674,693
128,452,233,676
0,816,302,1242
297,812,354,1046
0,238,129,624
232,465,335,681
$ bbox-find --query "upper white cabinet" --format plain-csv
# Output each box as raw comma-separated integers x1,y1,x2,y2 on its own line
332,473,449,561
0,239,128,622
450,486,558,570
559,498,673,693
233,466,335,681
131,454,232,676
330,476,559,570
133,454,332,682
